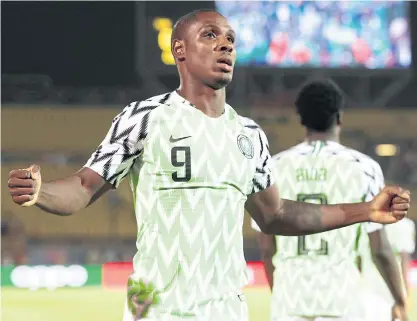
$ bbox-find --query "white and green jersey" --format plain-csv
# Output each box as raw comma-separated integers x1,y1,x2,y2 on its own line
85,91,273,316
360,217,416,304
251,141,384,318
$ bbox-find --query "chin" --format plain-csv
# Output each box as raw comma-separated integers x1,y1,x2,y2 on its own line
208,74,233,90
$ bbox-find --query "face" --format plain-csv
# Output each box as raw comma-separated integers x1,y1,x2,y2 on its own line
174,12,237,90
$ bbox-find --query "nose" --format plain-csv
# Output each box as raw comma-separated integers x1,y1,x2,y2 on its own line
219,43,233,53
217,37,234,53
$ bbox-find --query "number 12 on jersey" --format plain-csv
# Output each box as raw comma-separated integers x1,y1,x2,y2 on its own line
297,193,329,256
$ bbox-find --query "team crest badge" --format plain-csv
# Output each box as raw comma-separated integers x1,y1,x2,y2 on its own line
237,134,254,159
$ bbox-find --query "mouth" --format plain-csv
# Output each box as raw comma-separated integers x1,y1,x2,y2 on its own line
216,56,233,72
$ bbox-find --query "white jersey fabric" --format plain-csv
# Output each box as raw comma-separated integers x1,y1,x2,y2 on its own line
84,91,274,320
251,141,384,319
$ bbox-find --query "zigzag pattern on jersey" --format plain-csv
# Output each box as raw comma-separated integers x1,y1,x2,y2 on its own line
269,142,380,317
125,96,269,313
272,262,363,317
85,93,171,186
144,290,248,321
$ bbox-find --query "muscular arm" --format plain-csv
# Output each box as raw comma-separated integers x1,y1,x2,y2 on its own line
256,232,276,290
369,229,407,306
36,168,112,216
246,185,369,236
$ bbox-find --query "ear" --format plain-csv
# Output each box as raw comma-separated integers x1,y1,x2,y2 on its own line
172,39,185,62
336,111,343,125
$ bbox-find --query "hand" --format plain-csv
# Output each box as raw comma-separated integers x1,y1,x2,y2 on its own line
8,164,42,207
130,295,153,321
369,185,410,224
127,276,159,320
392,303,408,321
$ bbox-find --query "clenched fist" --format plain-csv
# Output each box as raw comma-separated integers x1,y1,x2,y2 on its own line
8,164,42,207
369,185,411,224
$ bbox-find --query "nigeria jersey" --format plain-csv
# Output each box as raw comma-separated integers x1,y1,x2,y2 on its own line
84,91,273,317
360,217,416,305
251,141,384,318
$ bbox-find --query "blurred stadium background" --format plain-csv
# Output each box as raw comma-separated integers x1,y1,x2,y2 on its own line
2,1,417,320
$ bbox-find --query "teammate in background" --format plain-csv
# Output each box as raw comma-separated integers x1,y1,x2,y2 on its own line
251,80,408,321
360,217,415,321
8,10,410,321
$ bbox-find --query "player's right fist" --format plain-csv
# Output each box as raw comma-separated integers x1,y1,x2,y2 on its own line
8,164,42,207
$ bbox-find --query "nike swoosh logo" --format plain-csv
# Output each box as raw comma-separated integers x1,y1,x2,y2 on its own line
169,135,192,143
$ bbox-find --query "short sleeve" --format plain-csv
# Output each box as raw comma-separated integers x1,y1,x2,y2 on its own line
363,161,385,202
84,101,158,188
402,221,416,253
393,219,416,254
249,128,274,194
364,161,386,233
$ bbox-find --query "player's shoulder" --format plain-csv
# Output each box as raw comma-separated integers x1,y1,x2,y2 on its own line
237,115,262,131
123,92,173,113
271,142,309,162
237,115,268,141
333,144,382,174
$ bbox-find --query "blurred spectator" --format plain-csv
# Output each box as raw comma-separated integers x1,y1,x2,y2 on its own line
1,211,27,265
216,0,411,68
400,141,417,184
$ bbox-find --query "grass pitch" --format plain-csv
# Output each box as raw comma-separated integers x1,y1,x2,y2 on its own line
1,287,416,321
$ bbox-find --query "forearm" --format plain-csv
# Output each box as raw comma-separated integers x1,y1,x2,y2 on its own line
264,199,369,236
261,255,275,290
373,252,406,306
401,255,410,295
256,233,276,290
36,175,94,215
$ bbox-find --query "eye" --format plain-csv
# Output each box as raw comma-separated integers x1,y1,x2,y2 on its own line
205,31,216,39
227,36,235,43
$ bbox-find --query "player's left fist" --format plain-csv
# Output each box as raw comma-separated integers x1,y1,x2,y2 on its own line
368,185,410,224
127,276,160,320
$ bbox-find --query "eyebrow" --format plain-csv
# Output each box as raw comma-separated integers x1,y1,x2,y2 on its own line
199,23,236,36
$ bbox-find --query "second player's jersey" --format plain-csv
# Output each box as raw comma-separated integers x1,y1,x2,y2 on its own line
360,217,416,304
252,141,384,317
84,91,273,316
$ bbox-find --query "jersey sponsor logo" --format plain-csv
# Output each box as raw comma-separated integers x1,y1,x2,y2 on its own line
237,134,254,159
169,135,192,143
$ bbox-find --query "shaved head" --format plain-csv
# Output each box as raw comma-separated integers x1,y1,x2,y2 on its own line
171,9,224,53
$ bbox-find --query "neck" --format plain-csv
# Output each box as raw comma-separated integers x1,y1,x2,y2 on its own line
177,81,226,118
306,130,339,143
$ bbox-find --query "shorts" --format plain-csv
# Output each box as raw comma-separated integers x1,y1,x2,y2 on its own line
122,291,248,321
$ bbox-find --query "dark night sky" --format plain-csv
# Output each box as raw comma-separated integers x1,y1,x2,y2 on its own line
2,2,136,86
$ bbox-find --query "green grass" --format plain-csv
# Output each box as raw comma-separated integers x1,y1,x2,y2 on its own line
1,287,416,321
